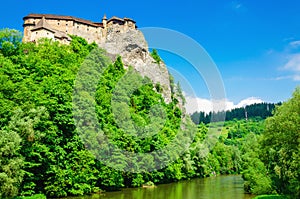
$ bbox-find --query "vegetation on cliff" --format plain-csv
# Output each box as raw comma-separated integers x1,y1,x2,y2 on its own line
0,29,298,199
0,29,238,198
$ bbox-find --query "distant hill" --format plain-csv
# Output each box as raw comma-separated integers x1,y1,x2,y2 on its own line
190,102,281,124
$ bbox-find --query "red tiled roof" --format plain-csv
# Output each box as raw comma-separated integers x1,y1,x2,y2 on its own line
94,22,104,27
24,13,103,27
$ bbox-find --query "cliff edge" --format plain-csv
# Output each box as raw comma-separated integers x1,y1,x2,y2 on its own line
99,24,172,103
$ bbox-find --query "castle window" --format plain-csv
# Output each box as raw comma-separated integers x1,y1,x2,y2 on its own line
87,28,89,31
66,23,68,26
77,26,79,29
58,22,60,25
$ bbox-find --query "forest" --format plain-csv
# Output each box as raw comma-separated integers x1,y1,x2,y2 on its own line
190,102,279,125
0,28,299,199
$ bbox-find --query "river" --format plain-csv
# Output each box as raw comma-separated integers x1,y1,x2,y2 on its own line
67,175,255,199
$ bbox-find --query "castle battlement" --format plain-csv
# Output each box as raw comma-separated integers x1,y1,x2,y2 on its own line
23,13,137,44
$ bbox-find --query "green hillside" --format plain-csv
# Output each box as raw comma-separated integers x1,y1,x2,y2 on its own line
0,29,299,199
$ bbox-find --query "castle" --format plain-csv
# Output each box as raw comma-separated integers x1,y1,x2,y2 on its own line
23,13,137,44
22,13,174,103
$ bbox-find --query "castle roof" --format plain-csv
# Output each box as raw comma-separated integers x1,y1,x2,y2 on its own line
54,31,70,40
107,16,124,23
24,13,103,27
107,16,136,25
124,17,136,23
31,16,56,33
30,16,70,41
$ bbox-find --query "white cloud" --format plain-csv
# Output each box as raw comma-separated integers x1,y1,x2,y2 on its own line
283,37,295,42
283,53,300,72
185,95,263,114
272,75,300,81
266,49,274,55
289,40,300,48
280,53,300,81
231,1,242,10
236,97,263,108
235,3,242,9
272,76,290,81
293,74,300,81
184,97,213,114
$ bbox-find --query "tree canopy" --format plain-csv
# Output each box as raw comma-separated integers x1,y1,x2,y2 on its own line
0,28,298,199
242,87,300,198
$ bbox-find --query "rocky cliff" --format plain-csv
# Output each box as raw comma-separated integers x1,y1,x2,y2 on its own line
98,24,172,104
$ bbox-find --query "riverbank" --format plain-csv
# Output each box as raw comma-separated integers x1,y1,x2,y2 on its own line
253,195,288,199
15,194,46,199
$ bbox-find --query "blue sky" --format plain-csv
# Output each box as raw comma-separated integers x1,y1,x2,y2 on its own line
1,0,300,112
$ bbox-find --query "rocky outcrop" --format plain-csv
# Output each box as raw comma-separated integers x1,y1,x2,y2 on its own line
98,24,172,103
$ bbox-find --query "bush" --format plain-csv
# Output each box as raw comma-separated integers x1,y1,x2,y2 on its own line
150,49,162,64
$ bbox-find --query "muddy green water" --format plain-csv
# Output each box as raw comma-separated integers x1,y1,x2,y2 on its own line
67,175,255,199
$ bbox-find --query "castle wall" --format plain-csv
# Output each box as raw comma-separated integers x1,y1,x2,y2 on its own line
23,14,137,44
23,19,36,42
30,29,55,41
72,21,102,43
46,19,73,34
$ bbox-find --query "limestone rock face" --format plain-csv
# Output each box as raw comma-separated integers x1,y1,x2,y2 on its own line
98,24,172,103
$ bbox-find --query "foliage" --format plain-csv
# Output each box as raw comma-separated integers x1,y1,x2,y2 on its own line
150,49,162,64
0,28,297,199
0,29,195,197
0,29,99,197
260,87,300,198
0,28,22,56
191,102,278,124
175,82,186,105
0,128,24,198
242,87,300,198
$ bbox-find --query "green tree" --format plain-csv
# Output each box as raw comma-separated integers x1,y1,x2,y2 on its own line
242,88,300,198
241,133,273,194
0,129,24,198
0,28,22,56
0,33,101,197
1,28,272,198
260,87,300,198
150,49,162,64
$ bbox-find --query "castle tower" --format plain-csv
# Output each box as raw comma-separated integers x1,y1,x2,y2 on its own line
102,14,107,29
102,14,108,39
23,15,37,42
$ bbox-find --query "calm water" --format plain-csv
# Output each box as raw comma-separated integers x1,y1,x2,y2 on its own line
67,175,255,199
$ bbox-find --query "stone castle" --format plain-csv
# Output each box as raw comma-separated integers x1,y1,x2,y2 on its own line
22,13,176,105
23,13,137,44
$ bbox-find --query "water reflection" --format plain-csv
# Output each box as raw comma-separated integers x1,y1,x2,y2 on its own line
67,175,255,199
